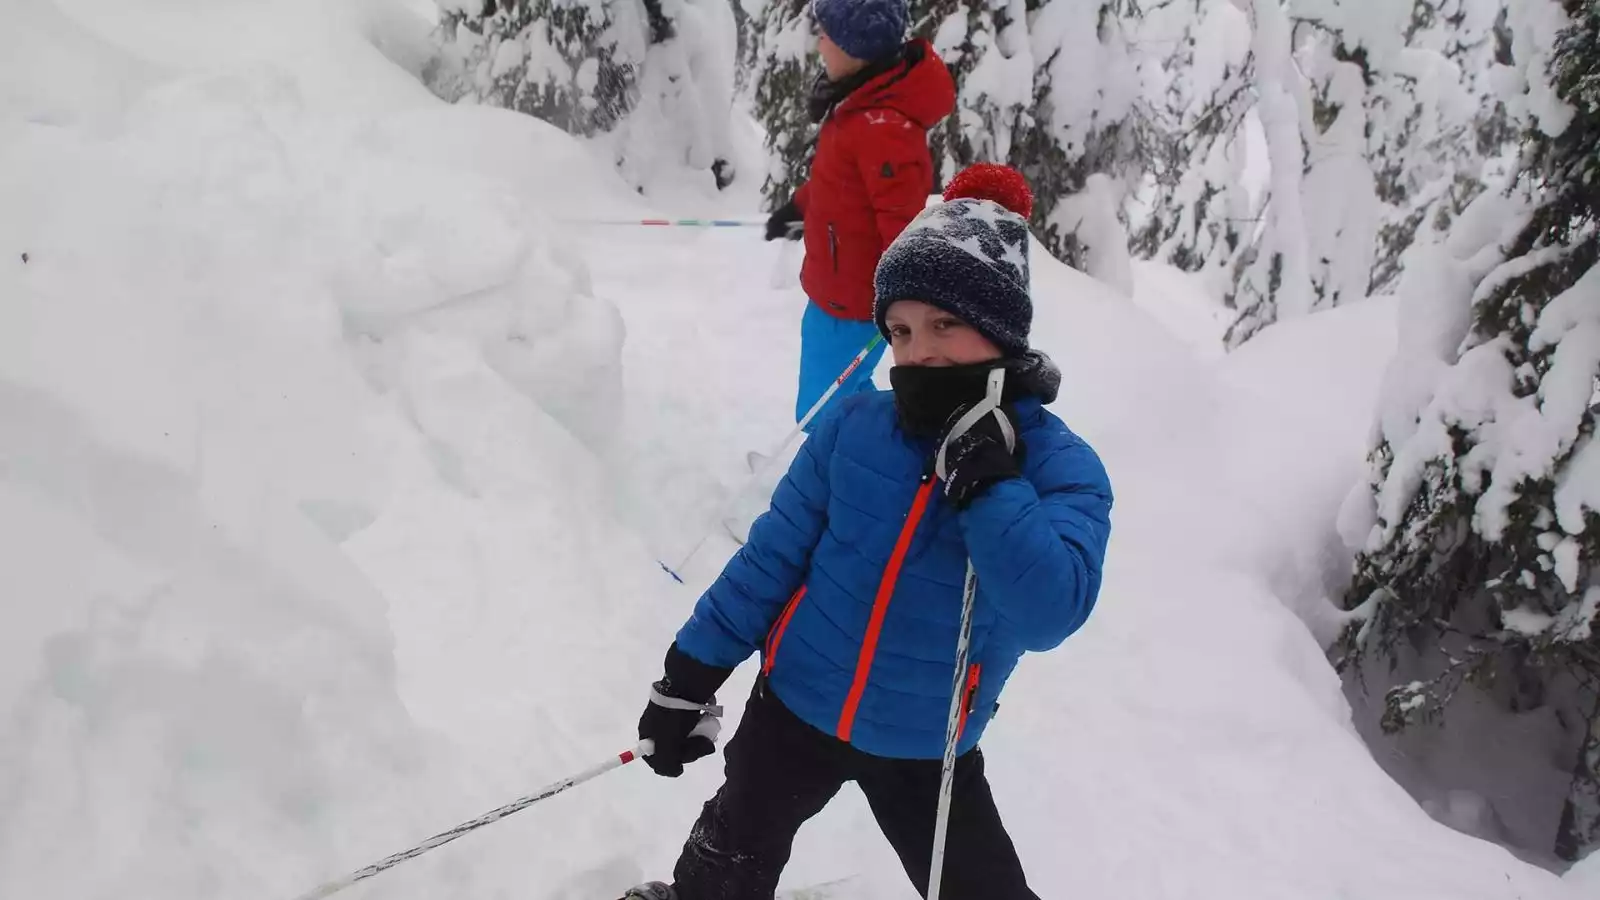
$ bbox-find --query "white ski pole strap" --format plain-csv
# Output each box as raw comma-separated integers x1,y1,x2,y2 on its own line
934,368,1014,483
648,687,725,718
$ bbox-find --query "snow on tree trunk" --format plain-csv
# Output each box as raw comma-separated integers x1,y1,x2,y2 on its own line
1225,0,1315,347
426,0,736,193
609,0,740,190
1337,0,1600,863
1300,36,1380,310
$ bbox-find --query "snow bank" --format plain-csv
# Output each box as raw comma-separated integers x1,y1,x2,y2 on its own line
0,3,671,898
46,0,439,113
1568,851,1600,890
0,0,160,126
1010,259,1570,900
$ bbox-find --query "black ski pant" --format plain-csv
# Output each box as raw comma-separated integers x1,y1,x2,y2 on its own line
671,687,1040,900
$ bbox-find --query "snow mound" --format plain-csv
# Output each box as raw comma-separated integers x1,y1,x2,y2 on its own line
1568,851,1600,890
0,5,669,897
1010,262,1569,899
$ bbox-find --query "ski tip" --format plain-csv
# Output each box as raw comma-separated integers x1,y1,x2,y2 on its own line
658,561,685,584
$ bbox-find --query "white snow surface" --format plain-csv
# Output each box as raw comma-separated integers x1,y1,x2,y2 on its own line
0,2,1587,899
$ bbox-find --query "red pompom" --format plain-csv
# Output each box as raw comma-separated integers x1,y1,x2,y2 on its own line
942,163,1034,219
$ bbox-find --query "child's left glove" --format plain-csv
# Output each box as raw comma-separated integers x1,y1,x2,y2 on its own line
937,403,1024,509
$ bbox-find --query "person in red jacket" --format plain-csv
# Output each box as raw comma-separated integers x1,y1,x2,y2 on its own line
766,0,956,431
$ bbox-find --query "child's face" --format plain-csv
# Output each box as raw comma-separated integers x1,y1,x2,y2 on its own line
884,300,1003,367
817,32,863,81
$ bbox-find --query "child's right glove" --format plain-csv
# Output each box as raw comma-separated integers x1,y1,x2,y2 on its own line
764,198,804,241
637,643,733,777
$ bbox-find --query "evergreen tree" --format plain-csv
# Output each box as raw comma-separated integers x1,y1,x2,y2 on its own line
427,0,646,136
1368,0,1517,294
1130,0,1255,290
1338,0,1600,862
742,0,819,206
426,0,736,191
1019,0,1151,272
1224,0,1517,348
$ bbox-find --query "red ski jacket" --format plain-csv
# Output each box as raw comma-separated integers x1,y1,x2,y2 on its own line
794,40,956,322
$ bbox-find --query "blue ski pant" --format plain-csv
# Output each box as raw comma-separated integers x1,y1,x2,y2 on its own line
795,302,887,433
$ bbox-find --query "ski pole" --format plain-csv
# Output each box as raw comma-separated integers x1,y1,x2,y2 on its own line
289,741,654,900
927,368,1010,900
657,332,884,583
569,217,767,228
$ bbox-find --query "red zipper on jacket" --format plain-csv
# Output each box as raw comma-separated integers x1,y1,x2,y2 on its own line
957,663,983,740
836,479,937,742
762,586,807,678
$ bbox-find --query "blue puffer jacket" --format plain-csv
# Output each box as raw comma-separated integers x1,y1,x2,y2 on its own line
675,390,1113,759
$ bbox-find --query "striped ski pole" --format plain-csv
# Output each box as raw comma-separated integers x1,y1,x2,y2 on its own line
572,218,767,228
288,741,654,900
657,331,884,584
927,367,1011,900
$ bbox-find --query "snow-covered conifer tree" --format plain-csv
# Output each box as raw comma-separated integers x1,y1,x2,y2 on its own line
1225,0,1519,347
1367,0,1517,293
1338,0,1600,862
1130,0,1255,291
742,0,818,205
427,0,736,191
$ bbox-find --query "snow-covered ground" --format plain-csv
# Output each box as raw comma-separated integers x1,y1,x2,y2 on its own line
1,1,1591,898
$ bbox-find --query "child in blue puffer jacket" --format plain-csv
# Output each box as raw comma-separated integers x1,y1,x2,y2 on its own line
625,164,1114,900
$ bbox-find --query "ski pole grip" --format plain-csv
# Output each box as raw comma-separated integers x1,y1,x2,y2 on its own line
636,739,656,758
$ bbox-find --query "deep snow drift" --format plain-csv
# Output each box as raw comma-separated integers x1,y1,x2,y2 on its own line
0,1,1590,898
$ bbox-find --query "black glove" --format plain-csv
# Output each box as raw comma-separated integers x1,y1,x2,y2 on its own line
937,403,1024,510
638,643,734,777
764,198,803,242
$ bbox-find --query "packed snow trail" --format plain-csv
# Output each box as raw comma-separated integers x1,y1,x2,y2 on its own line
0,1,1590,899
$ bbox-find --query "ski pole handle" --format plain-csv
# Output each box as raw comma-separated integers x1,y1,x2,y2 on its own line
289,743,651,900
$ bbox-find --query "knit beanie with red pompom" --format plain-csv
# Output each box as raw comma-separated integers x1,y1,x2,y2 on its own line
872,163,1036,358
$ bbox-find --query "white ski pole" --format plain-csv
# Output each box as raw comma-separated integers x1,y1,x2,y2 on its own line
927,368,1011,900
289,741,654,900
657,332,884,583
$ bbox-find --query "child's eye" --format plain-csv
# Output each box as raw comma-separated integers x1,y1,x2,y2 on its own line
934,318,962,331
889,325,911,339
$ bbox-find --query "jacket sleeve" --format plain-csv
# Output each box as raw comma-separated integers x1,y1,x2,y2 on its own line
957,436,1113,652
846,110,933,252
673,405,846,668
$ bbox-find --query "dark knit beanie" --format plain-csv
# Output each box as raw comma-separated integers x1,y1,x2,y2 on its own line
811,0,908,63
873,164,1035,358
